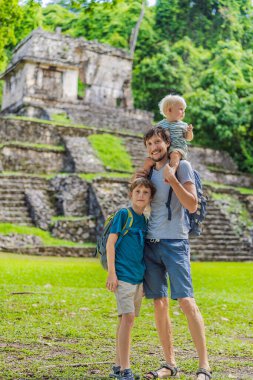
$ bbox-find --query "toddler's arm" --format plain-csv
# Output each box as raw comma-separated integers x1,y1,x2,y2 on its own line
106,233,119,292
185,124,194,141
133,157,154,180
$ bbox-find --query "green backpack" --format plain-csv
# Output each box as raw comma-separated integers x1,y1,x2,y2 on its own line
95,208,134,270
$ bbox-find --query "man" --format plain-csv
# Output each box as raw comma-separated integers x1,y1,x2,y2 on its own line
137,126,212,380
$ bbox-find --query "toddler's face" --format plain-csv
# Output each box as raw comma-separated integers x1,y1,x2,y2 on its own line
166,102,185,122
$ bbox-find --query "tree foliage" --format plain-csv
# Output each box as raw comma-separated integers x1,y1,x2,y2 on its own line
1,0,253,172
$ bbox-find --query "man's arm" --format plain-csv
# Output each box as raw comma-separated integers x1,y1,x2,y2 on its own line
106,233,119,292
163,165,197,213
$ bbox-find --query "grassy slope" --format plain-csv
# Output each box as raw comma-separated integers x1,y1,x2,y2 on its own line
88,133,133,172
0,223,95,247
0,255,252,379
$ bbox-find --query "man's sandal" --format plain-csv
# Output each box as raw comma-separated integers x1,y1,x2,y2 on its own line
196,368,212,379
145,364,178,379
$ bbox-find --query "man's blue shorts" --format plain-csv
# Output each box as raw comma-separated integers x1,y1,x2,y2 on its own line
143,239,194,300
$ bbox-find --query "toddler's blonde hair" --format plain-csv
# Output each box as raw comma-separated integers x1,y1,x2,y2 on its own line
159,94,187,117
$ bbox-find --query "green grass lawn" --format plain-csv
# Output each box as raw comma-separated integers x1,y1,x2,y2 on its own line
0,254,252,379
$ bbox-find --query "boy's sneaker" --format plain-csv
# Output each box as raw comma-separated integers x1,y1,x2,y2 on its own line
119,369,135,380
109,365,121,378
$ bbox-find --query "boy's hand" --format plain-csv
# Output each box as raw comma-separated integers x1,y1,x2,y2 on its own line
187,124,193,132
106,272,118,292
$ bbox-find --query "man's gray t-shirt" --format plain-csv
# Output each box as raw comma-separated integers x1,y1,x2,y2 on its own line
147,160,195,240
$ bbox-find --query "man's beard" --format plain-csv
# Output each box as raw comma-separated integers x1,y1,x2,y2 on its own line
152,151,168,163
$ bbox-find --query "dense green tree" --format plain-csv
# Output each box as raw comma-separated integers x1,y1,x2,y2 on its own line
0,0,22,70
155,0,253,49
14,0,43,44
187,40,253,171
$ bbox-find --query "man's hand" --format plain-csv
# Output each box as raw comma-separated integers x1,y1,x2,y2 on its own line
163,164,178,185
106,272,118,292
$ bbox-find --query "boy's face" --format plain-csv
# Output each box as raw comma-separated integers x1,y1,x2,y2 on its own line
166,102,185,121
130,185,152,209
145,134,169,163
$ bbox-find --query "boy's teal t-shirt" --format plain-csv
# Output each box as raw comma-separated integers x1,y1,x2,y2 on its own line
109,207,147,284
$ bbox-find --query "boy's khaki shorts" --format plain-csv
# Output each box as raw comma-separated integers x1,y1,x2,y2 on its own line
115,280,143,317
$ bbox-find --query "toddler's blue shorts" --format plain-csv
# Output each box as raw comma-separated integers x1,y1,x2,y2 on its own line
144,239,194,300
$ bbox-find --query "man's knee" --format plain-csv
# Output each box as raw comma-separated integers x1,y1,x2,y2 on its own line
178,297,200,317
154,297,169,311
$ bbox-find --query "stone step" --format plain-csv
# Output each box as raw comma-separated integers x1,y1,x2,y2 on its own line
202,226,236,232
193,254,253,262
0,176,49,183
190,238,243,245
0,201,26,207
201,232,242,239
0,184,48,192
192,250,251,257
0,216,32,224
0,209,30,216
191,245,247,252
0,194,25,201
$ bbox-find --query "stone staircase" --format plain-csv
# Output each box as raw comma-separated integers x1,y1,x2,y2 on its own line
190,198,252,261
0,117,252,260
0,176,50,225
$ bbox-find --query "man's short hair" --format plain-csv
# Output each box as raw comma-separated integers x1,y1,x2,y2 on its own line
159,94,187,117
129,178,156,198
144,126,171,147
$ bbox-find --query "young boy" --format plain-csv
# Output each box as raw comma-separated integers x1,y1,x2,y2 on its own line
143,94,193,175
106,178,156,380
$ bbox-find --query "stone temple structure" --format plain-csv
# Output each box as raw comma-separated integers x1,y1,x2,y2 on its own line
0,28,152,132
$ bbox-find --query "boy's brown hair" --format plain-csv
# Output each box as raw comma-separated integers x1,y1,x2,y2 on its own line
144,126,171,147
129,178,156,198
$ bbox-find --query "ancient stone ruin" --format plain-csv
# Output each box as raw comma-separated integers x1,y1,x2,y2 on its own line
0,28,152,132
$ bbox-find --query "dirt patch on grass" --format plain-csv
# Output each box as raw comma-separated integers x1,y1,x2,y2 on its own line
1,340,253,379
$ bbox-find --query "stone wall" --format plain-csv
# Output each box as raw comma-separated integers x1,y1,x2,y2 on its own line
0,118,62,145
0,234,43,249
51,217,96,243
0,145,65,173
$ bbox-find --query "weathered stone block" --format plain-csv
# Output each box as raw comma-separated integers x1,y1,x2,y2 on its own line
50,175,89,216
63,136,104,173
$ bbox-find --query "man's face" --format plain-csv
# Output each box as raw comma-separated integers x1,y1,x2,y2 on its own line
145,134,169,162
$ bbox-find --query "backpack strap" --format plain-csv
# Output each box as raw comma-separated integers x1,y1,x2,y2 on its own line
147,166,154,180
166,187,173,221
165,172,178,221
122,208,134,236
115,208,134,246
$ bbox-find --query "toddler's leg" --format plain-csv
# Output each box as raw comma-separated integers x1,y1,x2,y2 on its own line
169,151,182,173
134,157,154,180
143,157,155,173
